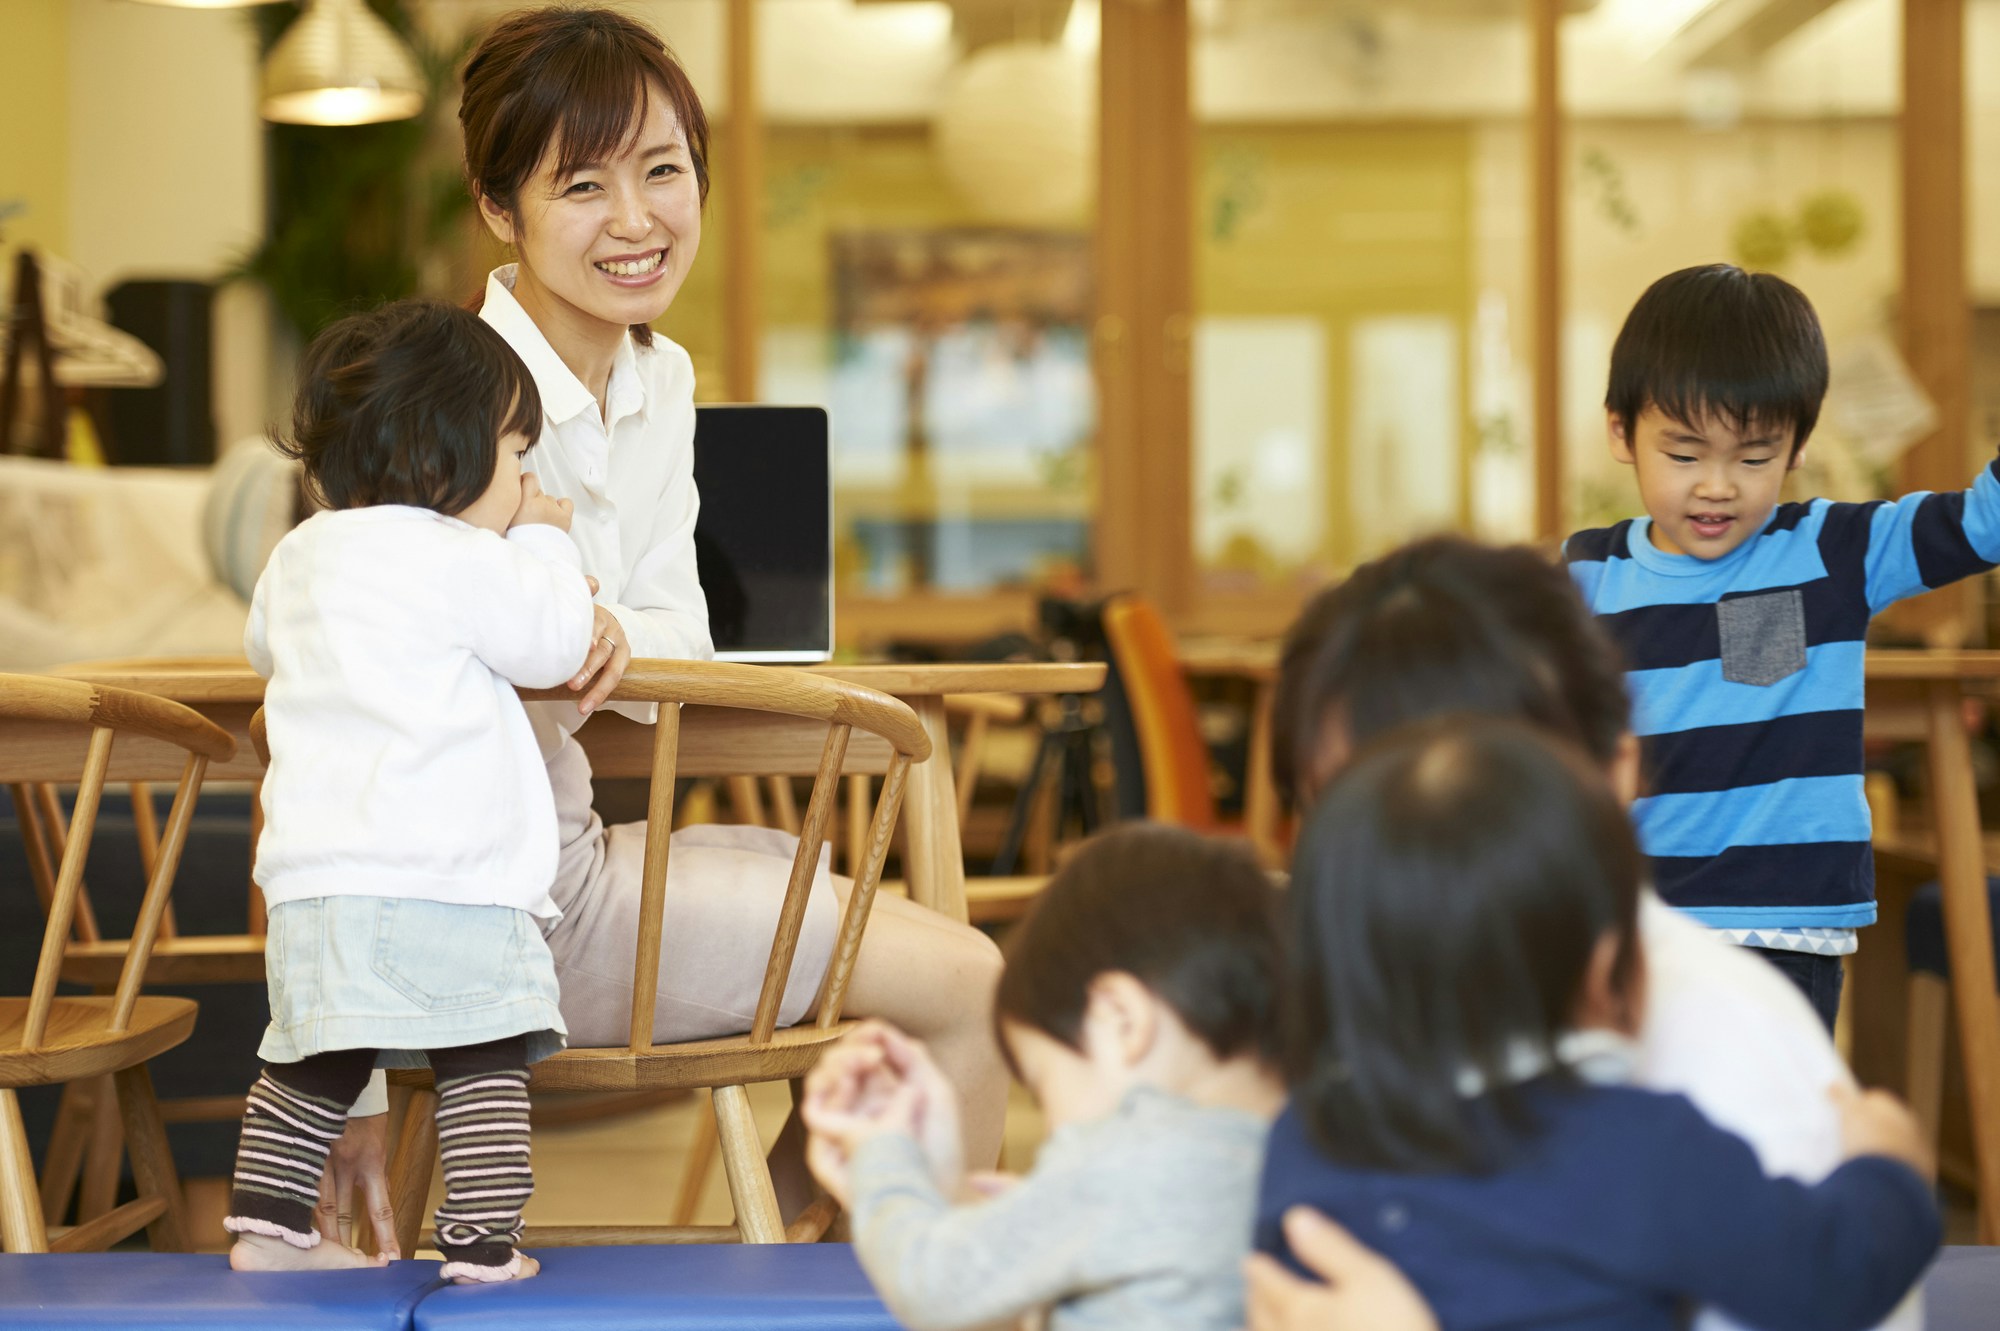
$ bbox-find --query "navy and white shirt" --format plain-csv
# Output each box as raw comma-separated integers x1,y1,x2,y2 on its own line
1566,461,2000,934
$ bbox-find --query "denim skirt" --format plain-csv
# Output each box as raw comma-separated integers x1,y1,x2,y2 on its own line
259,895,566,1068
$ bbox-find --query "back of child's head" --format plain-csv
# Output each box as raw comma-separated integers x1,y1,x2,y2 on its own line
994,822,1281,1076
283,298,543,513
1273,537,1629,804
1284,716,1641,1174
1607,263,1828,454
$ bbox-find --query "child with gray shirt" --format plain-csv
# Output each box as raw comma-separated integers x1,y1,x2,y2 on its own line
803,824,1284,1331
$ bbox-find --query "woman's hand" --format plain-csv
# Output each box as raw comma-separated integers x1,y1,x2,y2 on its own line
316,1113,400,1260
1832,1082,1932,1176
1243,1208,1437,1331
569,602,631,716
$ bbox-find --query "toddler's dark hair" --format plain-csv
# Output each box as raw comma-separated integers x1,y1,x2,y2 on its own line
1606,263,1827,454
994,823,1281,1077
1272,537,1629,805
282,298,542,514
1284,716,1642,1174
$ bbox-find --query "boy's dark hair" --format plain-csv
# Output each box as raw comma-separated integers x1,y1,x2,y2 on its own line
1284,716,1642,1173
994,823,1281,1076
1272,537,1629,805
282,299,542,514
1606,263,1828,454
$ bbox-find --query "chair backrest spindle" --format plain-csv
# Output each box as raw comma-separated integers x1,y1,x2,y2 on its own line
110,753,207,1033
23,726,114,1050
817,751,912,1027
748,722,850,1045
629,702,684,1052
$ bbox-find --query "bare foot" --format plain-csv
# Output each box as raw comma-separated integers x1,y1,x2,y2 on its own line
450,1253,540,1284
230,1230,388,1271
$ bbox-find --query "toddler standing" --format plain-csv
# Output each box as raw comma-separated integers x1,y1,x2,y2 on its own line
223,299,595,1282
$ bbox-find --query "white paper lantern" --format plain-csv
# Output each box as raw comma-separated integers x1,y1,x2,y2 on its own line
934,43,1095,227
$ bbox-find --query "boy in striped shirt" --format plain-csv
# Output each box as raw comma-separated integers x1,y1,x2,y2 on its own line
1565,263,2000,1031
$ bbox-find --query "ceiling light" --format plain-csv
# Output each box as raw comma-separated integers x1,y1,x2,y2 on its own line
260,0,424,127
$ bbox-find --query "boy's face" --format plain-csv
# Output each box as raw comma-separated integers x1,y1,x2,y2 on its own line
457,429,532,535
1610,405,1802,560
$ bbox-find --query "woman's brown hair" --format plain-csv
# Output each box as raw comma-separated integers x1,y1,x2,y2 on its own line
460,6,711,348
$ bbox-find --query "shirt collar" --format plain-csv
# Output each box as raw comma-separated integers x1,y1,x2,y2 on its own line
1626,509,1775,578
481,265,621,428
605,332,649,431
1452,1028,1639,1097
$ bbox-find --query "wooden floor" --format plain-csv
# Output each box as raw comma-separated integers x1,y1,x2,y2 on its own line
182,1081,1051,1254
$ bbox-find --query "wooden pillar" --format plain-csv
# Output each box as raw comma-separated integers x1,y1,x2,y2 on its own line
1531,0,1563,543
1898,1,1970,644
1096,0,1194,612
723,0,763,403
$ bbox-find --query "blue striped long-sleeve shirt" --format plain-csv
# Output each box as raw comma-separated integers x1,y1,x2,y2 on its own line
1566,460,2000,930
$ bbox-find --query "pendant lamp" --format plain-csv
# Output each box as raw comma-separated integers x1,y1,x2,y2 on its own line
260,0,424,127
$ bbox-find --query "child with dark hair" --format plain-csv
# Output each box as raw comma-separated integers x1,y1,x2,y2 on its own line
1569,263,2000,1029
224,298,596,1280
1258,717,1939,1331
801,823,1284,1331
1266,535,1916,1331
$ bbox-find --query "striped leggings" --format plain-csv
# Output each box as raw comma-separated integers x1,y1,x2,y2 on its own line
223,1035,532,1279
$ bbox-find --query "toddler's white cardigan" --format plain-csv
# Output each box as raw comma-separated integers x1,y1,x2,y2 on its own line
246,506,595,921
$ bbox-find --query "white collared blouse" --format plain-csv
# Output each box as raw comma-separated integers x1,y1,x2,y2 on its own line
479,266,714,684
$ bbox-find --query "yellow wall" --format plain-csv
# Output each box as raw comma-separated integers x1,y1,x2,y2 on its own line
0,0,70,259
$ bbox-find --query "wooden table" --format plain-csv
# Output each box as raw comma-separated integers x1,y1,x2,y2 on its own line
1866,651,2000,1240
14,658,1105,927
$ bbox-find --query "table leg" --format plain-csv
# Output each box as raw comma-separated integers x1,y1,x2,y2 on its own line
1243,682,1281,869
1923,680,2000,1241
901,695,968,923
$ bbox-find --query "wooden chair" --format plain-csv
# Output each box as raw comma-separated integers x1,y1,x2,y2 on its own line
0,672,235,1253
271,662,930,1253
10,660,267,1231
1102,593,1231,831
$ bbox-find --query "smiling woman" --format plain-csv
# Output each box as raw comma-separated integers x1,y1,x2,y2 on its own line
460,8,709,366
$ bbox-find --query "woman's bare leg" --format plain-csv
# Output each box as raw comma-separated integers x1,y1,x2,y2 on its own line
769,886,1005,1220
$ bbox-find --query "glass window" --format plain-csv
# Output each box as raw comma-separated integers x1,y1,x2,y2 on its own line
749,0,1099,604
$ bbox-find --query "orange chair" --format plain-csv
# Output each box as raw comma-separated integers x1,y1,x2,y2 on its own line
1101,594,1292,868
1101,594,1230,831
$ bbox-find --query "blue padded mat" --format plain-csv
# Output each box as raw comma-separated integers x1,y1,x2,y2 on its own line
411,1245,898,1331
0,1254,443,1331
1927,1245,2000,1330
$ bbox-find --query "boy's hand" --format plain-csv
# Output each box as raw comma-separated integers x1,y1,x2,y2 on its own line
872,1022,967,1195
510,473,573,533
1832,1083,1932,1176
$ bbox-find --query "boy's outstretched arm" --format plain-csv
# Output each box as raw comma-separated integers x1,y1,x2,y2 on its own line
1851,453,2000,612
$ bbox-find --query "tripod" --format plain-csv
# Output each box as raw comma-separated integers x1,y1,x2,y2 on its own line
989,690,1109,876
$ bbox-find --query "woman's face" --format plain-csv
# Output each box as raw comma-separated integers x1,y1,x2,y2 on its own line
481,87,702,337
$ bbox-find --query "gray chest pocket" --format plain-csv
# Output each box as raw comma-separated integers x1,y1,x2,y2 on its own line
1717,590,1807,687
